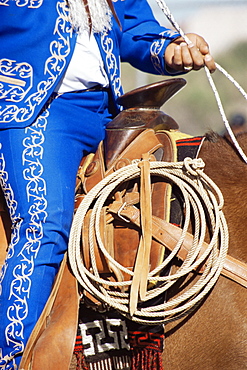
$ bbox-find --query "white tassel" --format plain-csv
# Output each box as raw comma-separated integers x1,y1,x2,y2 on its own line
68,0,112,34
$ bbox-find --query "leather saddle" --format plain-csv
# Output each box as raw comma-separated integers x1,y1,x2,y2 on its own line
73,79,186,312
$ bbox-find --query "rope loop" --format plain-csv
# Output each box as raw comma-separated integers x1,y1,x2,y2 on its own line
68,158,229,325
183,157,205,176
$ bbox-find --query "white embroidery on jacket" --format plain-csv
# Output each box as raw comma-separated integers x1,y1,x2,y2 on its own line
0,147,23,367
150,30,178,74
0,0,43,8
100,31,122,98
0,105,49,367
0,0,72,124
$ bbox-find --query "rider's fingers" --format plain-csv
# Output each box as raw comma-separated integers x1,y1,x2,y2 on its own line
187,42,205,71
204,53,217,73
171,44,183,70
182,42,216,73
164,36,216,74
180,42,193,70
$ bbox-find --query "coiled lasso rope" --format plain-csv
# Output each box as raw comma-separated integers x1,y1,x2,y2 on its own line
68,157,229,324
156,0,247,163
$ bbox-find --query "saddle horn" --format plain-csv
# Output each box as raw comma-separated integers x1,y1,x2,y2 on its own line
104,78,186,168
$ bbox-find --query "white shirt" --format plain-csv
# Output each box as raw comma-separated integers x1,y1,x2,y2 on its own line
55,31,109,93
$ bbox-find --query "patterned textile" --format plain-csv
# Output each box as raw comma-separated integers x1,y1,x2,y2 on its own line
128,331,164,370
74,302,166,370
74,304,131,370
170,135,204,226
176,136,204,162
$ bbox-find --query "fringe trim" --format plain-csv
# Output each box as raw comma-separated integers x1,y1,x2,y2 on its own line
87,355,130,370
74,353,131,370
73,348,164,370
128,331,164,370
75,352,89,370
67,0,112,34
131,348,164,370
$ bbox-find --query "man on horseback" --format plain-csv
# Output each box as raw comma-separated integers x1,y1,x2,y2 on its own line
0,0,215,368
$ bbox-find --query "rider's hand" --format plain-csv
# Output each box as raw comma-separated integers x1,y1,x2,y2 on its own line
164,33,216,74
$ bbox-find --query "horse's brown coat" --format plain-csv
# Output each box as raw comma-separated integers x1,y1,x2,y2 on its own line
163,132,247,370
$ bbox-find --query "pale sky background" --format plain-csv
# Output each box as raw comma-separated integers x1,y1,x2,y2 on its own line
148,0,247,55
149,0,247,22
122,0,247,135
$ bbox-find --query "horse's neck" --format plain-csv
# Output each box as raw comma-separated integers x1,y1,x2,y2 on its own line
199,132,247,262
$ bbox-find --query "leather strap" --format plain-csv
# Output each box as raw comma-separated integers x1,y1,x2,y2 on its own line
0,191,11,268
19,254,79,370
80,130,174,295
82,0,92,32
106,0,122,29
138,153,152,299
108,202,247,288
129,154,153,314
82,0,122,32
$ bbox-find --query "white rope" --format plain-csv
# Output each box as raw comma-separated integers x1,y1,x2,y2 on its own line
68,158,229,325
155,0,247,163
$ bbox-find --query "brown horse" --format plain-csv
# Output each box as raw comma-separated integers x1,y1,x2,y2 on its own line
163,131,247,370
68,129,247,370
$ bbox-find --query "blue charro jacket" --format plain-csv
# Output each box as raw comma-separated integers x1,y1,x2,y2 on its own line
0,0,179,128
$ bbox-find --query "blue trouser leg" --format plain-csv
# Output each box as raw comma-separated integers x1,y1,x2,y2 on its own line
0,90,111,369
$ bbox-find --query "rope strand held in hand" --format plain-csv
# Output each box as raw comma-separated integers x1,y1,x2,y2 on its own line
155,0,247,163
